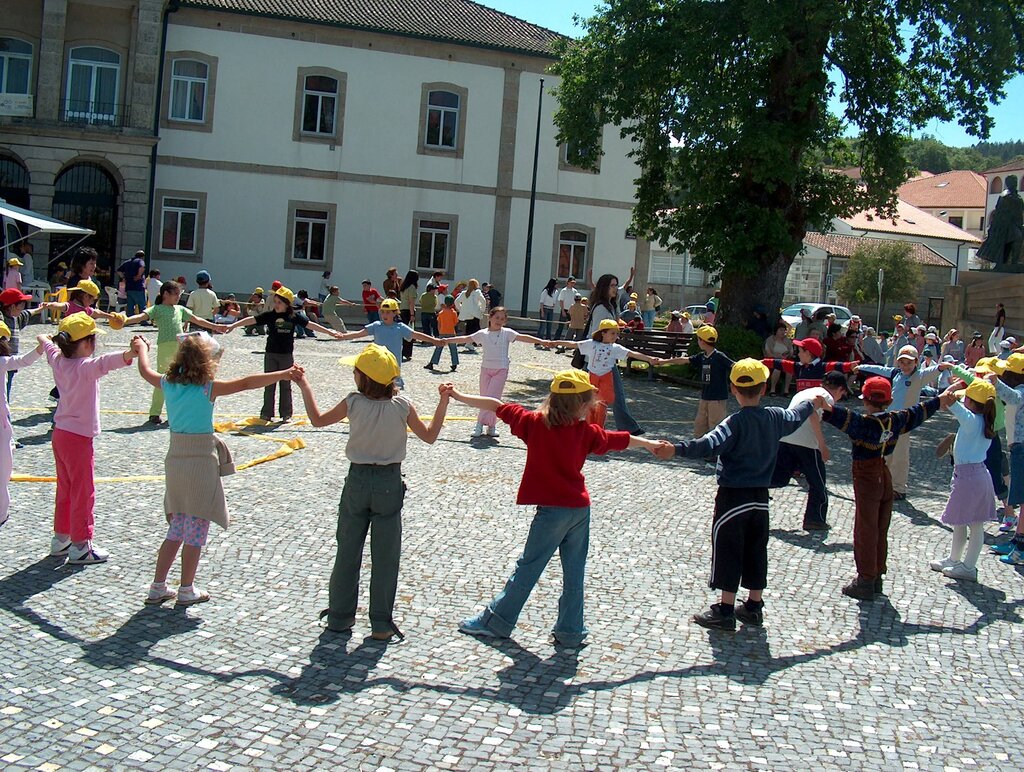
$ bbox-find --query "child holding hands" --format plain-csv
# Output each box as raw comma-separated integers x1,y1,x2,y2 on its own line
42,314,144,564
135,331,302,606
451,369,669,647
296,343,450,641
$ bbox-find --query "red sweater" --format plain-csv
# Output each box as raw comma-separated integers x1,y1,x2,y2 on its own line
497,403,631,507
361,288,382,312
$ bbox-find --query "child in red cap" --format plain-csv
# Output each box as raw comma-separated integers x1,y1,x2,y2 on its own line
763,337,857,392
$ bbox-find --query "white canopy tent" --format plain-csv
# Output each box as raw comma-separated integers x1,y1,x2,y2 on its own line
1,199,95,264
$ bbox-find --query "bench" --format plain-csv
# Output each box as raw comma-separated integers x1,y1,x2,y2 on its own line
616,329,694,379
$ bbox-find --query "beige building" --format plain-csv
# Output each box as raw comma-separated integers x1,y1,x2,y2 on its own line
0,0,165,281
897,170,987,239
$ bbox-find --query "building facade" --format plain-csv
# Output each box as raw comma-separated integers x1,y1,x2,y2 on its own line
897,170,987,239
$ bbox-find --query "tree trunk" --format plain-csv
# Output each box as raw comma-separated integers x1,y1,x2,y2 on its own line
717,251,794,328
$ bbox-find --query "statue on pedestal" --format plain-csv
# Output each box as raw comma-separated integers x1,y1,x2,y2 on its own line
978,176,1023,268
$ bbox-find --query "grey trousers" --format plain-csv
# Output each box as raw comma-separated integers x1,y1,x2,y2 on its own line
327,463,405,634
262,351,293,419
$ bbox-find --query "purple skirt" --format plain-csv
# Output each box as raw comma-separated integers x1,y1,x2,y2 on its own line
942,462,996,525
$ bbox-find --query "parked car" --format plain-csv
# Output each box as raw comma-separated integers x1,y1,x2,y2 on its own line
684,304,709,324
780,302,853,330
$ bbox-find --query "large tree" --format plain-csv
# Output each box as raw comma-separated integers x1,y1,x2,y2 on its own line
553,0,1024,324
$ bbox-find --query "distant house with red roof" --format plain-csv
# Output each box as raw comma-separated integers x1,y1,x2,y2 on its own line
897,170,987,239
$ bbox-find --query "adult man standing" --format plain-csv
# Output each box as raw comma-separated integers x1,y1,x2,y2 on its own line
554,276,577,342
118,250,148,316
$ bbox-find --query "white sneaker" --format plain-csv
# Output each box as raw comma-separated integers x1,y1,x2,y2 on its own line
175,585,210,607
50,535,72,557
929,557,957,572
471,424,483,437
67,542,109,565
941,562,978,581
490,426,500,439
482,425,492,436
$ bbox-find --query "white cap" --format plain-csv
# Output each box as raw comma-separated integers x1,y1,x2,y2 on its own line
896,345,920,361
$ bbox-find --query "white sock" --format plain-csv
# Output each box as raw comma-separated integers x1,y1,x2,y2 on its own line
948,525,967,562
151,581,167,589
963,522,984,568
179,584,193,592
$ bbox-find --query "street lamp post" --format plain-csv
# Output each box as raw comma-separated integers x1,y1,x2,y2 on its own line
520,77,544,318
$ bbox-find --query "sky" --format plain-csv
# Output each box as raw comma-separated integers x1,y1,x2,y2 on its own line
483,0,1023,147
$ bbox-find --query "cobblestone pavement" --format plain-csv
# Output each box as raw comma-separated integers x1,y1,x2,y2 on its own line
0,327,1021,771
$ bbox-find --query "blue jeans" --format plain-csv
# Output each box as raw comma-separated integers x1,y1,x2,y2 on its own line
420,312,438,338
366,310,380,324
553,310,569,341
125,289,146,317
477,506,590,645
611,367,643,434
642,309,656,329
1008,443,1023,507
428,334,460,368
986,432,1007,500
537,307,554,340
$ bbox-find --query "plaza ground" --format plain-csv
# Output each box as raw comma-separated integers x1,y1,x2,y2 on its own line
0,328,1021,770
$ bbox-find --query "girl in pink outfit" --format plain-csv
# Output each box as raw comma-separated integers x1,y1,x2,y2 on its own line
0,321,45,528
441,306,548,438
41,313,143,564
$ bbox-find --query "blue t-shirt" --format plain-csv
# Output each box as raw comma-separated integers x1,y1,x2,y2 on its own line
162,378,215,434
365,321,414,365
690,349,734,401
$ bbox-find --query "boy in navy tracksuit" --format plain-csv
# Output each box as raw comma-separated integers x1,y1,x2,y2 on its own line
763,337,857,392
659,358,824,630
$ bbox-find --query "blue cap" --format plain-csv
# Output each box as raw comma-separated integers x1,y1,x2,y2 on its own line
196,270,211,283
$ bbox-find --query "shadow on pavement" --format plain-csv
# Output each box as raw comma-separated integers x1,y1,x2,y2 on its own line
769,528,854,554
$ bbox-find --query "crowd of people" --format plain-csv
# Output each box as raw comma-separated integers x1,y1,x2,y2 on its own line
2,246,1022,645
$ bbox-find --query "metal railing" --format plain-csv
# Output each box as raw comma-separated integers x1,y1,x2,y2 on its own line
60,100,130,128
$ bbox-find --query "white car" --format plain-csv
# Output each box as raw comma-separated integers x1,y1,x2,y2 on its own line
780,302,853,330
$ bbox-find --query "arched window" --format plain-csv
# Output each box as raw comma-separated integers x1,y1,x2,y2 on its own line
990,176,1003,194
169,59,208,122
557,230,589,280
65,46,121,125
302,75,337,135
0,156,30,208
425,90,460,149
0,38,33,95
51,162,119,271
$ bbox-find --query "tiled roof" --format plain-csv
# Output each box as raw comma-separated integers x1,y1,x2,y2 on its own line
804,232,953,267
842,198,981,244
982,158,1024,175
897,170,986,209
179,0,565,56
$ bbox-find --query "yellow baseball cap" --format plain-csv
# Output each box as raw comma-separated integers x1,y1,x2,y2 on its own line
0,320,10,339
379,298,400,312
696,325,718,343
550,369,595,394
58,312,105,342
730,358,769,386
274,286,295,304
108,312,127,330
1004,353,1024,375
74,279,101,298
7,257,23,267
596,319,620,332
339,343,400,385
957,379,996,404
629,292,638,299
253,286,264,295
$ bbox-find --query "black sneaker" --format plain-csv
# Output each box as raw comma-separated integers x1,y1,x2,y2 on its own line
692,603,736,631
841,577,877,600
803,520,830,531
424,364,435,371
734,601,764,627
148,415,163,424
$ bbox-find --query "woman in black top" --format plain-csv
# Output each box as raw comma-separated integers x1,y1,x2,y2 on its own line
65,247,98,290
990,302,1006,354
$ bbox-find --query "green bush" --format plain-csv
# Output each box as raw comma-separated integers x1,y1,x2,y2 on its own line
657,325,765,382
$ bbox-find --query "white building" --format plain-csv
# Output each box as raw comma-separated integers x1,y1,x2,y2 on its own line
149,0,642,306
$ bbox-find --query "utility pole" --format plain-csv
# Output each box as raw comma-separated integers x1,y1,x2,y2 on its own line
520,77,544,318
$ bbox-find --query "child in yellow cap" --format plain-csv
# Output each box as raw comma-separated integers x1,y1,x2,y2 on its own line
134,332,302,607
657,359,826,631
929,380,998,582
0,320,46,527
295,343,451,641
228,286,342,421
447,370,668,646
40,314,146,564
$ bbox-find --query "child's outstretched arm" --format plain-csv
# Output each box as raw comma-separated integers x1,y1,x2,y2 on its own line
410,331,442,346
513,332,548,346
227,316,256,331
187,314,230,335
629,436,674,457
658,354,690,366
406,382,452,444
211,365,304,399
436,333,472,346
448,387,503,413
305,319,344,339
134,337,162,387
335,328,370,341
294,370,349,426
122,310,150,326
546,338,579,349
622,348,664,366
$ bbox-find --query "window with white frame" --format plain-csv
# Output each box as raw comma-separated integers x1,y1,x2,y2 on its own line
292,208,330,263
0,38,32,95
65,46,120,123
424,90,460,149
160,196,199,254
169,59,207,122
417,220,451,271
649,251,707,286
556,231,589,280
301,75,337,135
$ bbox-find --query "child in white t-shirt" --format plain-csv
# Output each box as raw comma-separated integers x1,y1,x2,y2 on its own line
442,306,547,437
551,319,667,427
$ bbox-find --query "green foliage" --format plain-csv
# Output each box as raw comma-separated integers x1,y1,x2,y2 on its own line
658,325,765,382
552,0,1024,322
833,241,923,306
903,135,1023,173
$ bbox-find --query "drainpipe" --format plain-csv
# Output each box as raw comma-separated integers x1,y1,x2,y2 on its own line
953,240,966,286
144,0,179,264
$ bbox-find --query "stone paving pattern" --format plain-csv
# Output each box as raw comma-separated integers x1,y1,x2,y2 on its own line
0,327,1021,770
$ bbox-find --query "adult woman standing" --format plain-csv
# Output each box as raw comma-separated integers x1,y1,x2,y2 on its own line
398,270,419,361
641,286,662,330
941,329,965,362
902,302,923,332
455,279,487,352
66,247,98,290
383,267,402,298
763,323,793,396
987,301,1003,352
586,273,644,435
538,279,558,341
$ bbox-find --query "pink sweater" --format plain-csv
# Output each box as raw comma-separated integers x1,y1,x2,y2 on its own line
44,341,129,437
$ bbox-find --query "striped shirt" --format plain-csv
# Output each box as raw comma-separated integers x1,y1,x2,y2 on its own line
823,397,941,461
